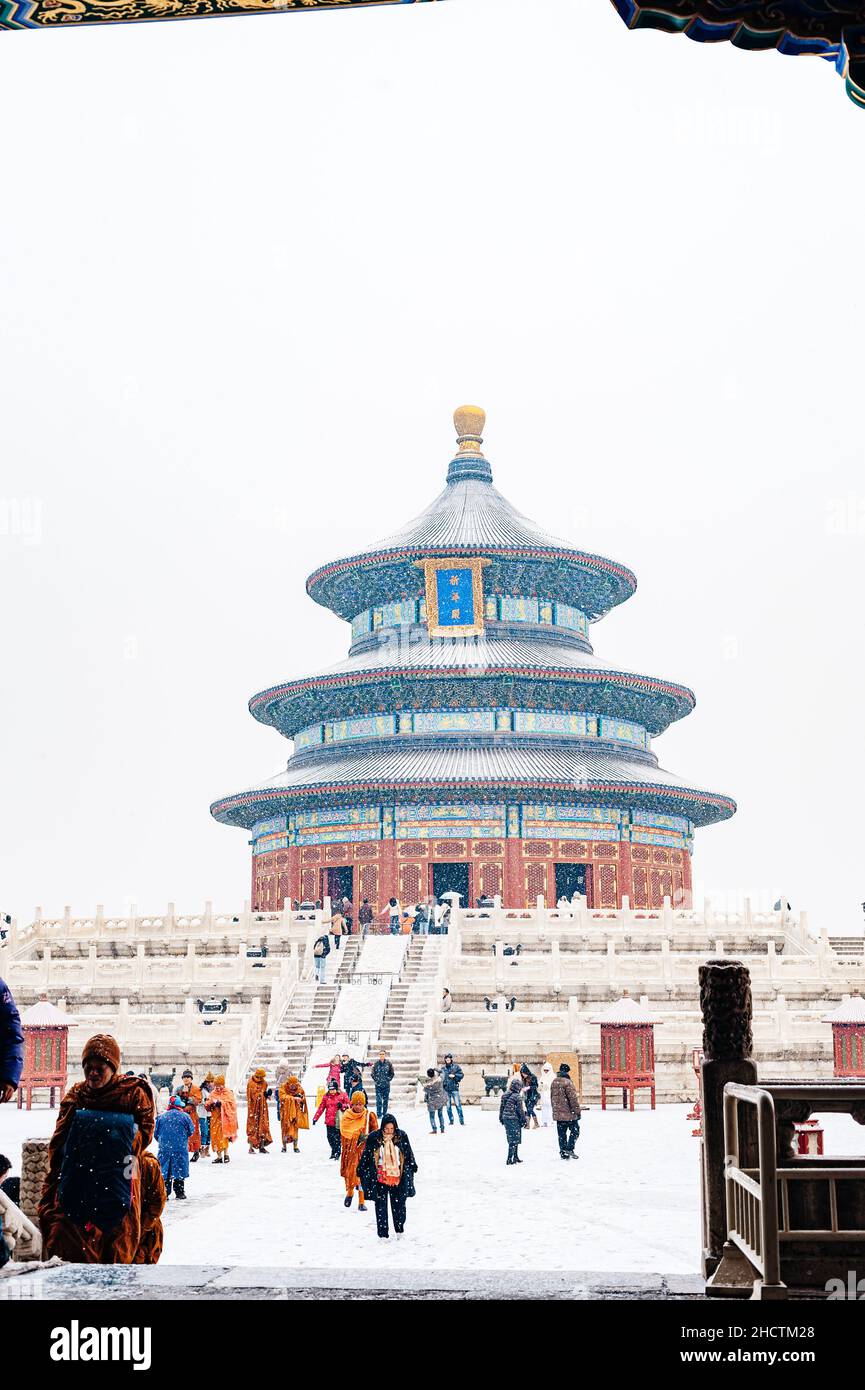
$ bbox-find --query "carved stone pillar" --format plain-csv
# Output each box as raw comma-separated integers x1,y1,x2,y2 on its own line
699,958,758,1277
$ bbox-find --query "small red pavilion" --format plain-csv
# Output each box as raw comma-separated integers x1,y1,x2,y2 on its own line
822,992,865,1078
17,998,71,1110
591,991,659,1111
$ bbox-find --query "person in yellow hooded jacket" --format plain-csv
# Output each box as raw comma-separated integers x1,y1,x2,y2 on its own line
278,1075,309,1153
339,1091,377,1211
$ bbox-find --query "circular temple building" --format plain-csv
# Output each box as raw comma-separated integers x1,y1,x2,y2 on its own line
211,407,735,913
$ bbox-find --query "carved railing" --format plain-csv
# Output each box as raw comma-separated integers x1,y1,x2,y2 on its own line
720,1081,865,1299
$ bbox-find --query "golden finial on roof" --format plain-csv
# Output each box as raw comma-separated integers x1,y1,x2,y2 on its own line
453,405,486,458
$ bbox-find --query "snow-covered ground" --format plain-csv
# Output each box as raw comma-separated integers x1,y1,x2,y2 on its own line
3,1105,860,1274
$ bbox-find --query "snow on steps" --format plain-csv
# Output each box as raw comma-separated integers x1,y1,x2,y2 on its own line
246,937,360,1081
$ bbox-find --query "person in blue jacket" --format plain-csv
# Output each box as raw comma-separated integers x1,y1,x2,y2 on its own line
154,1096,194,1199
0,979,24,1103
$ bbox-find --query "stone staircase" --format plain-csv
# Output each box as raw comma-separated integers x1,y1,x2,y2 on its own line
829,936,865,964
247,935,362,1082
372,935,444,1107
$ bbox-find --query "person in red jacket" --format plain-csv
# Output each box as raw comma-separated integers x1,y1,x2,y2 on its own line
313,1078,349,1160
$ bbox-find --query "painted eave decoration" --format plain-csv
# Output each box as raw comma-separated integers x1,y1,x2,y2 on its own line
0,0,437,30
611,0,865,107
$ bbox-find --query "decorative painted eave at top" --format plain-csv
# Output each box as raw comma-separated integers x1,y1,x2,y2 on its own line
305,408,637,622
610,0,865,108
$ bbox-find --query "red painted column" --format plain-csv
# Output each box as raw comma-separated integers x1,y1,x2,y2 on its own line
378,840,399,914
618,842,634,907
682,852,693,909
504,840,523,908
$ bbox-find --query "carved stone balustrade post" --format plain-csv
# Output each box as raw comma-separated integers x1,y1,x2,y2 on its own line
699,958,758,1277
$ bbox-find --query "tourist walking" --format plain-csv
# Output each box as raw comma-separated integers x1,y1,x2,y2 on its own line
246,1068,273,1154
550,1063,581,1160
441,988,453,1015
358,899,374,936
0,977,23,1103
371,1049,394,1120
331,906,345,951
198,1072,214,1156
278,1075,309,1153
539,1061,554,1127
381,897,402,934
39,1033,155,1263
342,1056,368,1101
204,1074,238,1163
419,1067,448,1133
520,1063,541,1129
500,1077,528,1165
441,1053,465,1125
358,1113,418,1240
313,1078,350,1159
339,1090,377,1210
313,932,331,984
316,1054,343,1089
155,1096,195,1199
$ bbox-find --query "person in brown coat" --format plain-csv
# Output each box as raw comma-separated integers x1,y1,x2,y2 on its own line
39,1033,156,1263
246,1069,273,1153
133,1151,166,1264
549,1063,581,1161
279,1075,309,1153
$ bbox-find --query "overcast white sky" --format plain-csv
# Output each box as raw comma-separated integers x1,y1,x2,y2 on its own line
1,0,863,931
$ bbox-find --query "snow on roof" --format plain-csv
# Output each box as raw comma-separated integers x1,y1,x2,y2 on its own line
20,999,72,1026
821,993,865,1025
590,994,658,1026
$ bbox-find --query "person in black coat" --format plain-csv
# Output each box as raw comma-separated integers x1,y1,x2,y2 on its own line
520,1063,540,1129
0,979,23,1103
358,1113,418,1239
342,1057,368,1101
499,1078,528,1165
371,1050,394,1120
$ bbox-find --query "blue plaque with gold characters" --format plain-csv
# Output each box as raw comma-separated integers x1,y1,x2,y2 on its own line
416,556,490,639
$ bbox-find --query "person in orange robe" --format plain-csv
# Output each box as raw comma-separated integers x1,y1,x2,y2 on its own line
204,1075,238,1164
339,1091,377,1211
178,1079,202,1161
38,1034,155,1264
133,1151,166,1264
246,1069,273,1154
278,1076,309,1153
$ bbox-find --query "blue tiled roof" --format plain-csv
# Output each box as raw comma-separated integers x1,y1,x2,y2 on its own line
211,742,735,829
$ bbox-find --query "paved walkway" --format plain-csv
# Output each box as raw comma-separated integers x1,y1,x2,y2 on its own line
3,1263,704,1300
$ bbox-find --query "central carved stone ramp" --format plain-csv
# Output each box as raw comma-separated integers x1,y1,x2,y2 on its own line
248,936,361,1082
374,935,444,1108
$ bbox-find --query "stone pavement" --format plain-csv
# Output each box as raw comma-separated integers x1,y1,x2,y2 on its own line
2,1263,704,1300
